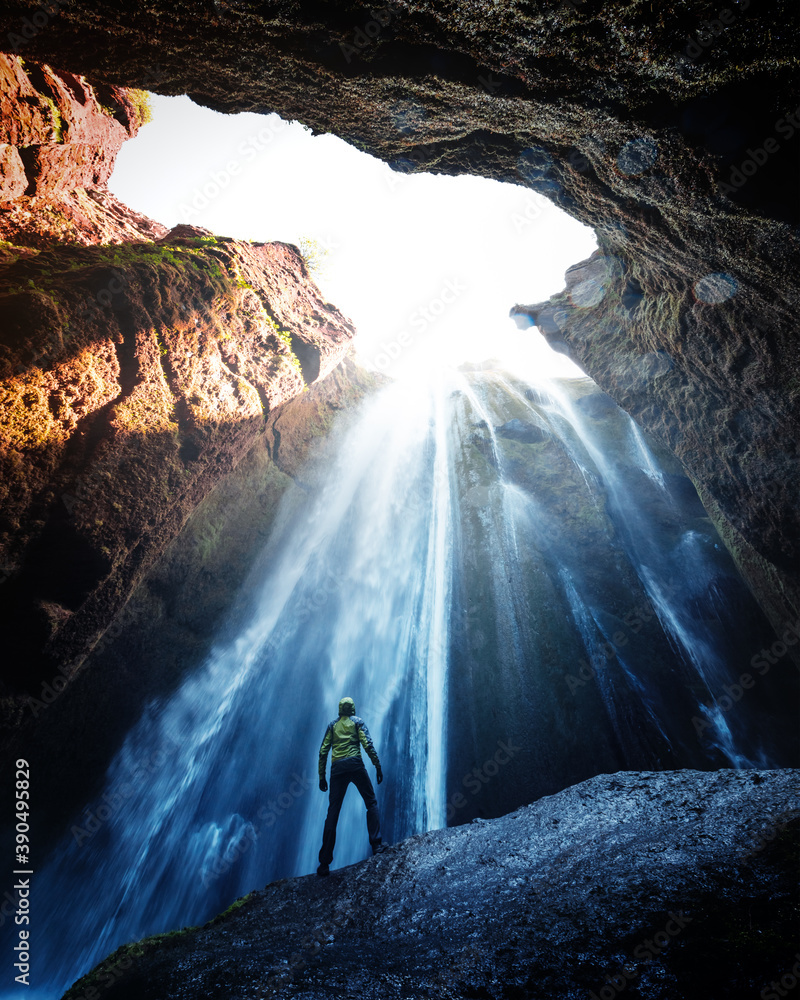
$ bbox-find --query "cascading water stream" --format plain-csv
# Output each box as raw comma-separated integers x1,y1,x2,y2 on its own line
26,331,784,998
487,364,766,767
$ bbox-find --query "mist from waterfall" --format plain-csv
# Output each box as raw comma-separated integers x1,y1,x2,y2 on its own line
26,328,783,997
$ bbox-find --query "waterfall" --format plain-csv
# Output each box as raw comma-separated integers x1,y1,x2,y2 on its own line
488,365,767,768
28,330,782,997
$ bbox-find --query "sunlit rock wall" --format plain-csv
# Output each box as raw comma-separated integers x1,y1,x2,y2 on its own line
0,52,166,245
0,227,354,706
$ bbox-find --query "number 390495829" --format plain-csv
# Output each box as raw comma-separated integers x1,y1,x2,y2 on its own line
15,760,30,859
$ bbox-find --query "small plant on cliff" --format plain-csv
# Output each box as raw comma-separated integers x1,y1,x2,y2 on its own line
127,89,154,127
297,236,330,279
40,95,63,142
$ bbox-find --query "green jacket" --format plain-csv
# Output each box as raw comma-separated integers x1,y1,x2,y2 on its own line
318,699,381,779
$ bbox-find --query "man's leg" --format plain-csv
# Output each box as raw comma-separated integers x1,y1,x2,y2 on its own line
351,765,382,853
319,770,350,866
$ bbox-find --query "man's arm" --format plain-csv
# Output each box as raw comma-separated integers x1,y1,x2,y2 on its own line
356,719,382,782
318,724,333,790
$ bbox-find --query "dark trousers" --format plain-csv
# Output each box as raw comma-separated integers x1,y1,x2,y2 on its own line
319,759,381,865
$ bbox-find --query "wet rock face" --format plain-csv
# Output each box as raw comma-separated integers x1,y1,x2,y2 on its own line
446,372,795,822
511,243,800,639
62,768,800,1000
0,2,796,632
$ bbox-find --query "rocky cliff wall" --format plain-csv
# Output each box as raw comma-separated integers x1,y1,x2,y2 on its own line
512,245,800,644
0,1,794,637
0,227,354,704
447,371,795,822
0,54,356,716
0,53,166,245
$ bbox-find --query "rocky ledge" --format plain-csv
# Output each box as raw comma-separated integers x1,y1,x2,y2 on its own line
0,53,165,246
63,768,799,1000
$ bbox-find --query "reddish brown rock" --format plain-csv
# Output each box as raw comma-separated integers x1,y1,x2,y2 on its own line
0,142,26,201
0,187,168,247
0,53,164,245
0,52,54,146
0,52,356,718
0,53,138,188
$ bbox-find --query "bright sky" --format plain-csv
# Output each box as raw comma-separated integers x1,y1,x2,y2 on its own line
109,95,597,378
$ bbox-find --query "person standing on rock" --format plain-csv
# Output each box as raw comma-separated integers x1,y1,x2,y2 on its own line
317,696,387,875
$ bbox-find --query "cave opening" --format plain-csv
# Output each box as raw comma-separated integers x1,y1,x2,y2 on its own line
109,94,598,379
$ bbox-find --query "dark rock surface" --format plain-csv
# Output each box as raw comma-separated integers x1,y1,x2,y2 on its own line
494,417,549,445
447,373,796,822
62,768,800,1000
511,241,800,648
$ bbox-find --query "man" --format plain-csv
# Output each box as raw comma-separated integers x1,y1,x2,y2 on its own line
317,696,387,876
